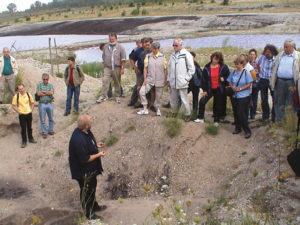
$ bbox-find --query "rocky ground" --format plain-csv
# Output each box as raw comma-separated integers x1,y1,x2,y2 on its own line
0,59,299,225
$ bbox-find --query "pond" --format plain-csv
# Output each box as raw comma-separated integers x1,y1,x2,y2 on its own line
0,34,299,63
75,34,300,63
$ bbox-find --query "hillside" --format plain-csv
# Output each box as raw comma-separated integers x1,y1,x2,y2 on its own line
0,59,299,225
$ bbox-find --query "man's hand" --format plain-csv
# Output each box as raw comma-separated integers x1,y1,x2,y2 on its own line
97,142,105,148
98,151,106,157
220,77,224,82
202,91,208,96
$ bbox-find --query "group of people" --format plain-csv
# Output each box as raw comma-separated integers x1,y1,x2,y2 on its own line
93,34,300,139
1,34,299,219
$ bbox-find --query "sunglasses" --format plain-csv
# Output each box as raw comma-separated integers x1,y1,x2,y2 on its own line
173,44,179,47
43,78,49,81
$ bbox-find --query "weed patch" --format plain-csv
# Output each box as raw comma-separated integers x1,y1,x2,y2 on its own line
163,117,183,138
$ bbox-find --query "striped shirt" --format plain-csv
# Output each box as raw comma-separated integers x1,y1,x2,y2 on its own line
257,55,274,79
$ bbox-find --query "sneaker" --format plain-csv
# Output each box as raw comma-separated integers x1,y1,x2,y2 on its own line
213,122,219,127
156,108,161,116
137,109,149,115
115,97,121,104
149,106,156,112
29,139,37,143
48,132,55,135
96,96,107,103
194,119,204,123
42,133,47,139
21,142,26,148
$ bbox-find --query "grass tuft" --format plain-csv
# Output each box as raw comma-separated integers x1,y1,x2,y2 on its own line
205,123,219,135
103,134,119,147
81,62,103,78
163,117,183,138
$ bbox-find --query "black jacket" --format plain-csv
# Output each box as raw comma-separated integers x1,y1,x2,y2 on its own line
69,128,103,180
202,63,230,95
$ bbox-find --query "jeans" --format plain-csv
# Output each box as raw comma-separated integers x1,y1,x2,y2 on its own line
257,78,275,121
198,88,224,122
249,82,259,119
66,85,80,113
76,176,97,218
232,96,251,134
19,113,33,143
274,78,294,122
38,103,54,134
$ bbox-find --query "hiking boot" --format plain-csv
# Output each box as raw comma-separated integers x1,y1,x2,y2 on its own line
93,204,107,212
162,102,171,108
183,116,191,122
194,119,204,123
232,129,241,134
87,213,102,220
48,131,55,135
42,133,47,139
127,102,135,107
63,111,70,116
134,103,143,108
29,139,37,143
137,109,149,115
21,142,27,148
96,96,107,104
244,132,251,139
156,108,161,116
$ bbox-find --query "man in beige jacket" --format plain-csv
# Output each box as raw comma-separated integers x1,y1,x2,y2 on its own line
96,33,126,104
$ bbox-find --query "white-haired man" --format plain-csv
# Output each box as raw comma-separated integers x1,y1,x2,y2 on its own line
271,39,300,122
0,47,18,104
168,38,195,120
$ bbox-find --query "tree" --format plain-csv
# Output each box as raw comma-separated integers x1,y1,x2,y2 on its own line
7,3,17,13
34,1,42,9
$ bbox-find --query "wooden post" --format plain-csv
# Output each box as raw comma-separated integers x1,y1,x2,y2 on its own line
49,38,54,76
54,38,60,75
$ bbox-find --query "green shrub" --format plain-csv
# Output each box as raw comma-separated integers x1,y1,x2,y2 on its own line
41,16,44,21
121,10,126,17
98,12,102,17
205,123,219,135
129,2,135,7
103,134,119,147
55,72,63,78
64,14,68,18
125,123,136,133
81,62,103,78
131,8,140,16
14,18,21,23
141,9,148,15
25,16,31,21
163,117,183,138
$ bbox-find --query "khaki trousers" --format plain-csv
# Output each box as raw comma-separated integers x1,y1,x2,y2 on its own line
101,67,121,98
139,84,163,109
0,74,15,102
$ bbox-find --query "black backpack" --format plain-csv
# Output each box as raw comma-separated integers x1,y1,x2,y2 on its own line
287,115,300,177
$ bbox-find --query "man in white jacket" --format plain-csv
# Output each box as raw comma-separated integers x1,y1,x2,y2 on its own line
0,47,18,104
168,38,195,119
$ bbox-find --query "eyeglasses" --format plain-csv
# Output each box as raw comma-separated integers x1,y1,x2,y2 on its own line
43,79,49,81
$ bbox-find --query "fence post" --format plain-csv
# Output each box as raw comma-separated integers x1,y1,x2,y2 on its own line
54,38,60,75
49,37,54,76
